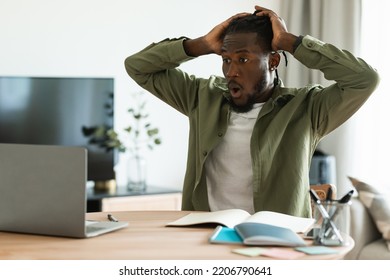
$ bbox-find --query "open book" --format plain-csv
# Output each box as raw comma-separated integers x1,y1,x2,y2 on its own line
167,209,315,233
209,223,307,247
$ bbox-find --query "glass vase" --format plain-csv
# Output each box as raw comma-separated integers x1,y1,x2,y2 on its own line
126,153,147,192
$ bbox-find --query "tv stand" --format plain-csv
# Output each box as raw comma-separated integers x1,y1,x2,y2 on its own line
87,185,182,212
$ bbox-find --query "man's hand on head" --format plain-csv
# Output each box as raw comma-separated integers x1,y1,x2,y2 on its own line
183,12,250,57
253,5,298,54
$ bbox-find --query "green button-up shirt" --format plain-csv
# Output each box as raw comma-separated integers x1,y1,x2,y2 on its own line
125,35,379,217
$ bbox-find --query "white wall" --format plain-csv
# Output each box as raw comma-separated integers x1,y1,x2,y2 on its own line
0,0,278,189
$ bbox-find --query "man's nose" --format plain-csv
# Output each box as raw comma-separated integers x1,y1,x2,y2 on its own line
226,63,239,78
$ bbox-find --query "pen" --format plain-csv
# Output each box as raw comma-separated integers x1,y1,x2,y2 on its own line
309,189,344,244
338,190,354,203
309,190,331,219
326,187,333,201
327,189,354,222
107,213,118,222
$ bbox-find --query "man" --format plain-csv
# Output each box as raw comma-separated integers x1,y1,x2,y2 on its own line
125,6,379,217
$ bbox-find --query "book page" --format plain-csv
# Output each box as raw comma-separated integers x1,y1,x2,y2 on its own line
167,209,251,228
244,211,315,233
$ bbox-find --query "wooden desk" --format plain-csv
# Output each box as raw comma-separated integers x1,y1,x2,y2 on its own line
0,211,354,260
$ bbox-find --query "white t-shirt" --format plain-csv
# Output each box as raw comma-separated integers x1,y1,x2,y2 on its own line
205,103,264,214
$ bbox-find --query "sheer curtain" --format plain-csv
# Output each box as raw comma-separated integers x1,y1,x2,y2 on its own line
279,0,363,193
279,0,361,87
351,0,390,190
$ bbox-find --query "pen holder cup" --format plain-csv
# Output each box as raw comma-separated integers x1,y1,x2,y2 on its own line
312,201,351,246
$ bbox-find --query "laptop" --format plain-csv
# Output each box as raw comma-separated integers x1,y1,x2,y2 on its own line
0,143,128,238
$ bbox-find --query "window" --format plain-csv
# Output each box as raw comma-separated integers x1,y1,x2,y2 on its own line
352,0,390,189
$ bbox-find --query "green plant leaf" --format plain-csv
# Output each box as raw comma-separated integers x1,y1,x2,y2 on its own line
147,128,159,136
106,129,119,138
84,91,162,155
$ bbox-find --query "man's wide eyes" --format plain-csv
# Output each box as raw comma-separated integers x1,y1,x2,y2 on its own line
222,57,249,63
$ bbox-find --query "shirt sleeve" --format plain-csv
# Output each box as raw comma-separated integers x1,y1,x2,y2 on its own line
293,35,380,136
124,38,202,116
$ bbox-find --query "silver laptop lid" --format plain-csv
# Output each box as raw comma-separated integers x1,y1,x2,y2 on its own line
0,143,87,238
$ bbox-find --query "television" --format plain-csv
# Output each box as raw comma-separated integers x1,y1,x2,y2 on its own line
0,76,115,183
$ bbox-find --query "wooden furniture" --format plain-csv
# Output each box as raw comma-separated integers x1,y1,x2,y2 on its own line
0,211,354,260
100,193,182,212
88,184,334,213
87,186,182,212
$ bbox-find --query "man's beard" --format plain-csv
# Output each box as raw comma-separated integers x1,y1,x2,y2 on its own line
229,94,256,113
229,79,267,113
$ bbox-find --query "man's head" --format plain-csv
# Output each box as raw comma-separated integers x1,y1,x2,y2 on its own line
221,15,280,113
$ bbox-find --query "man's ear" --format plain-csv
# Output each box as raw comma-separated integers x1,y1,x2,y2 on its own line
269,52,281,70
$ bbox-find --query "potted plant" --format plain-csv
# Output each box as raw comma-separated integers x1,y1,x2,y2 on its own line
83,91,161,192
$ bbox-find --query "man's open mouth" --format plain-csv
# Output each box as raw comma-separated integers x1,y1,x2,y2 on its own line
228,82,242,98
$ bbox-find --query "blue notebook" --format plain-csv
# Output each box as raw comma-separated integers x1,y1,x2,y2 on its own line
209,226,243,244
209,223,307,247
234,222,307,247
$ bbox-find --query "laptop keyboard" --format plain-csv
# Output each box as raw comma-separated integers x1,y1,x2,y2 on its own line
86,225,106,234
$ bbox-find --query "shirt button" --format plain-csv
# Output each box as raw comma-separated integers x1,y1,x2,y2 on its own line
307,42,314,48
218,132,223,137
203,151,208,156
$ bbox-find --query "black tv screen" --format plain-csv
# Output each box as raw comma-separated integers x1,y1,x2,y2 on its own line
0,76,115,182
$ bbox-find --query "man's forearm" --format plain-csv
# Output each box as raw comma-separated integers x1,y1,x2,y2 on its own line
277,33,299,54
183,36,214,57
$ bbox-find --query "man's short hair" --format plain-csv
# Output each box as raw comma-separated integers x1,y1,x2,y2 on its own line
224,15,273,52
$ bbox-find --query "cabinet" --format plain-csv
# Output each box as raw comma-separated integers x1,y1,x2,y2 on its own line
87,185,182,212
101,193,182,211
